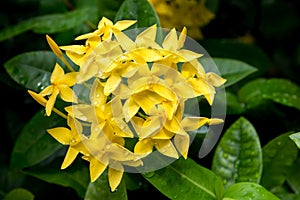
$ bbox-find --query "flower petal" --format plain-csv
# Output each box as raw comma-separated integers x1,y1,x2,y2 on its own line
47,127,72,145
90,158,108,182
114,20,137,31
57,85,77,103
174,133,190,159
181,117,209,131
58,72,78,86
61,147,79,169
123,97,140,122
50,63,65,83
28,90,47,106
46,87,59,116
162,28,177,51
108,166,124,192
104,73,122,96
154,139,178,158
206,72,226,87
134,138,154,155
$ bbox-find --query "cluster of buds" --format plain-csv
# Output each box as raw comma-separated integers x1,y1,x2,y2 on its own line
28,17,225,191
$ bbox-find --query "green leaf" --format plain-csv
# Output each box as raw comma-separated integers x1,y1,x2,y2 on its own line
24,158,89,198
212,117,262,188
31,8,91,34
261,133,298,190
0,8,91,41
143,157,219,200
3,188,34,200
201,39,271,74
114,0,161,28
276,193,300,200
222,182,280,200
238,78,300,111
212,58,257,87
289,132,300,149
225,92,246,115
4,51,58,91
287,158,300,194
10,110,64,169
84,171,127,200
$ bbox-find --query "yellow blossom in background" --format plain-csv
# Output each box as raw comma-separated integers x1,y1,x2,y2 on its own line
29,16,226,191
148,0,215,40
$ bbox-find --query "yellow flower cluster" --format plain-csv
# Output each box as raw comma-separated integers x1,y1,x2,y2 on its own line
148,0,215,40
28,17,225,191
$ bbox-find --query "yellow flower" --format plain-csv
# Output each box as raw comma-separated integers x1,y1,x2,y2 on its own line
47,116,87,169
65,79,134,139
60,17,137,66
182,60,226,105
148,0,215,40
39,63,78,116
79,128,142,191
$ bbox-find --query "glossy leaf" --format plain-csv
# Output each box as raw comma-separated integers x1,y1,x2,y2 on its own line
261,132,298,190
238,78,300,111
287,158,300,194
10,110,64,169
24,158,89,198
201,39,271,74
0,8,91,41
225,92,246,115
212,58,257,87
114,0,161,28
212,117,262,188
289,132,300,149
143,157,219,200
3,188,34,200
222,182,280,200
4,51,58,92
84,171,127,200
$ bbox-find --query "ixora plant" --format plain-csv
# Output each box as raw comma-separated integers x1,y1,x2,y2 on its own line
2,0,300,200
28,16,226,192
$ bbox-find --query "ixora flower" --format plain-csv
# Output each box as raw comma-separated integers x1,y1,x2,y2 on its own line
28,17,226,191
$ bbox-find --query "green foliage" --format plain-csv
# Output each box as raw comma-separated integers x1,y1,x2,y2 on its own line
143,158,219,200
212,58,257,87
1,0,300,199
114,0,161,28
10,110,64,169
3,188,34,200
260,133,299,191
212,117,262,188
84,171,127,200
222,182,280,200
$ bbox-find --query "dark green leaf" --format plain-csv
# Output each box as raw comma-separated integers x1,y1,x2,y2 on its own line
201,39,271,74
276,193,300,200
31,8,91,34
287,158,300,194
225,92,246,115
212,58,257,87
212,117,262,188
98,0,125,20
222,182,280,200
289,132,300,149
143,157,219,200
84,171,127,200
3,188,34,200
4,51,57,91
24,158,89,198
114,0,161,28
261,133,298,190
238,78,300,111
0,8,91,41
0,20,34,42
10,110,64,169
